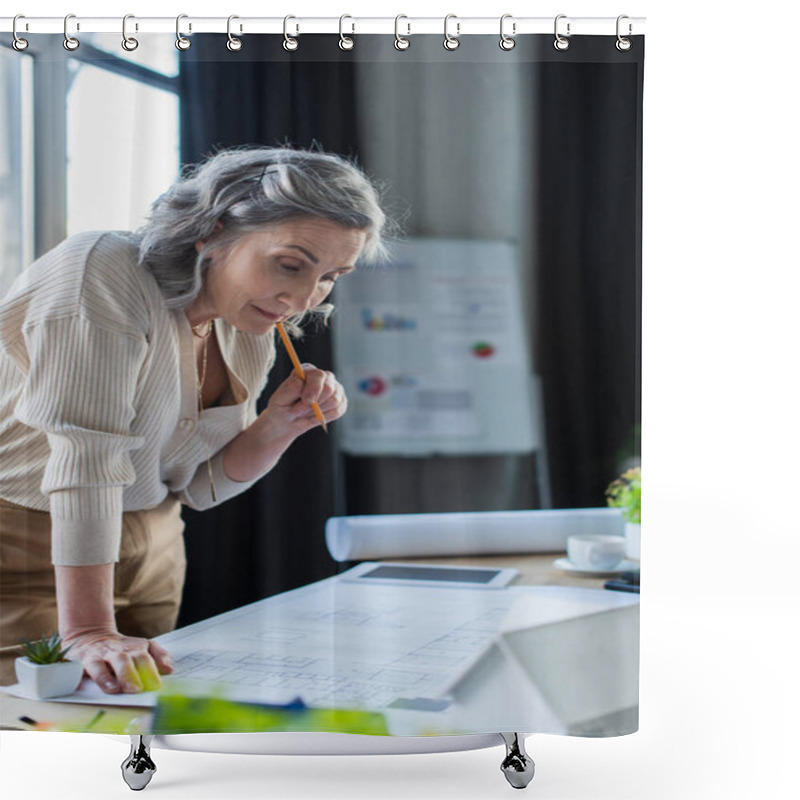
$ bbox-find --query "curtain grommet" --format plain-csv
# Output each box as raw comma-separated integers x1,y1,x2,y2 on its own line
499,14,516,51
226,15,242,51
12,15,29,51
443,14,460,51
615,15,632,51
394,15,410,50
63,13,79,51
175,14,191,51
554,14,570,51
121,14,139,52
283,15,299,51
339,15,355,51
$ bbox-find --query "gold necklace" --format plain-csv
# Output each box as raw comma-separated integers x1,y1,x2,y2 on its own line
192,320,213,339
194,318,217,502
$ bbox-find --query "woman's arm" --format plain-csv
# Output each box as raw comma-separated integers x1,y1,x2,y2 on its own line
56,564,172,693
56,370,344,691
179,364,347,510
222,364,348,483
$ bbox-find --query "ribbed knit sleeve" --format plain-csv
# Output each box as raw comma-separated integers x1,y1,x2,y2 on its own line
177,450,260,511
15,315,148,565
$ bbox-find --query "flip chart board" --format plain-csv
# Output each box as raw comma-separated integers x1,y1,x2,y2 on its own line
331,239,538,455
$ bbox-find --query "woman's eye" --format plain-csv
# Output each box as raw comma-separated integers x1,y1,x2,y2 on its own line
279,262,301,273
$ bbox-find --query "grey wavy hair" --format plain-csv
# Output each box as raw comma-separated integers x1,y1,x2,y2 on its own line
136,145,390,333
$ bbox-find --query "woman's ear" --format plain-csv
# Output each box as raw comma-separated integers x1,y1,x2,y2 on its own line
194,221,224,254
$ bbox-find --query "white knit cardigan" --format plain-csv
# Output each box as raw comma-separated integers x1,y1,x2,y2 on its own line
0,231,277,566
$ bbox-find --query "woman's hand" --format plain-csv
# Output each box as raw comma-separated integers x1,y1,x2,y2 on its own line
220,364,348,484
263,363,348,439
55,563,172,694
61,628,173,694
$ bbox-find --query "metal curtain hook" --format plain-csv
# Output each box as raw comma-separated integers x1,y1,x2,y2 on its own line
339,14,355,50
283,15,299,51
12,14,29,51
63,13,79,51
176,14,191,50
554,14,570,51
227,15,242,51
616,14,632,51
122,14,139,51
443,14,460,51
499,14,515,51
394,14,410,51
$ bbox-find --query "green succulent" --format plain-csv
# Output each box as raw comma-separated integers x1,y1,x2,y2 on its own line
19,632,74,665
606,467,641,524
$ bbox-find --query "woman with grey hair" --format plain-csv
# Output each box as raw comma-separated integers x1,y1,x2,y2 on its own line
0,146,387,694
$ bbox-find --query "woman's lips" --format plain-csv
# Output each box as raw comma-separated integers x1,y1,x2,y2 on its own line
253,306,283,322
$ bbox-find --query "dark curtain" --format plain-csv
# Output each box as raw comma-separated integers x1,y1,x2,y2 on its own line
534,56,644,508
176,36,360,625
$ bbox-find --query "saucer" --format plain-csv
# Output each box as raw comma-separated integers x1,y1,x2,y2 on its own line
552,557,638,577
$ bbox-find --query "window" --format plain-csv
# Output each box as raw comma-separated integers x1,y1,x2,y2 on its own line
0,36,180,293
80,32,179,78
0,47,34,296
66,59,179,235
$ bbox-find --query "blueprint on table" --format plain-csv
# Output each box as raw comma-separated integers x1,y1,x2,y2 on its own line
156,573,529,710
1,566,635,713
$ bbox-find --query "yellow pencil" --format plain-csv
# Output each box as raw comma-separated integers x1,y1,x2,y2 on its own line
276,323,328,433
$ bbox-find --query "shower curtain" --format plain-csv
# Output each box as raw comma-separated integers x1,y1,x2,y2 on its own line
0,26,643,740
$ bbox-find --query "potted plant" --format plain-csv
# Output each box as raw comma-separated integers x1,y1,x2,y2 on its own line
606,466,641,560
15,633,83,699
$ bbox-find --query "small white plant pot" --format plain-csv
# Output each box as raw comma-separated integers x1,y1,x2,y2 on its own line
625,522,641,561
15,657,83,698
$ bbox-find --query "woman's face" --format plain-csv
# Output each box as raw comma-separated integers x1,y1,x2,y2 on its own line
191,218,366,333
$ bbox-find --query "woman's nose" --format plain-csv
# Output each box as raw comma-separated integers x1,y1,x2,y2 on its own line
278,280,319,313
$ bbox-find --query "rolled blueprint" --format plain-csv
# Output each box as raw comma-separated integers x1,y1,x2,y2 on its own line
325,508,624,562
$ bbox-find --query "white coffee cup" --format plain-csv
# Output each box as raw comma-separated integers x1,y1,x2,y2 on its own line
567,534,626,570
